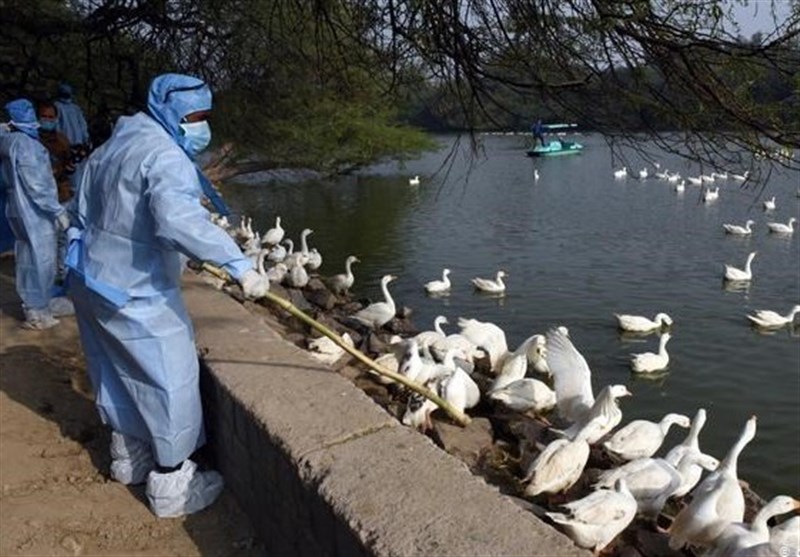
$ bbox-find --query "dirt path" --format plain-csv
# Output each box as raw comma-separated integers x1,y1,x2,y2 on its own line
0,258,262,557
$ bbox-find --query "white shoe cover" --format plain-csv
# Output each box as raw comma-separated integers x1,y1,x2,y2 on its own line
146,460,224,518
21,307,60,330
48,296,75,317
110,431,155,485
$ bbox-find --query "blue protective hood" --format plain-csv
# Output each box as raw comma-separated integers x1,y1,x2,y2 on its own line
147,73,212,157
5,99,39,139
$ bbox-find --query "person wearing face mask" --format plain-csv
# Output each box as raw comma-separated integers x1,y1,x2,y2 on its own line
66,73,268,518
37,100,75,203
0,99,72,329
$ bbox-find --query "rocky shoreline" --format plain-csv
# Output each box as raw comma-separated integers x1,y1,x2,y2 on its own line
192,264,773,557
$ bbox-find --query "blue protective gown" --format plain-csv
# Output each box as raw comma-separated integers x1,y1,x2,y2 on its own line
55,99,90,146
0,130,64,309
68,105,252,467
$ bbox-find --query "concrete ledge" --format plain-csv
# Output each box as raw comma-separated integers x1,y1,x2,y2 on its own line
184,275,586,556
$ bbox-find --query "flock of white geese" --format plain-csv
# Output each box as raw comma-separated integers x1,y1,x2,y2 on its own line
211,177,798,554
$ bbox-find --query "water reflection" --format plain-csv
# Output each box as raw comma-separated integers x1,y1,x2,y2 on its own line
722,279,751,294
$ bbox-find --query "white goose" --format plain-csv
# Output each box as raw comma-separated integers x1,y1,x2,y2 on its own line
594,453,718,519
471,270,507,294
523,418,605,497
708,495,800,557
630,332,671,373
665,408,715,497
351,274,397,329
307,333,354,366
556,384,632,444
701,173,716,184
409,175,420,185
639,168,648,179
703,186,720,203
724,251,757,282
283,261,309,288
613,167,627,179
546,478,638,553
262,216,285,246
731,170,749,182
763,196,776,211
603,412,691,462
746,305,800,329
675,180,685,192
456,317,508,369
525,334,550,375
768,516,800,555
267,239,288,263
545,327,595,423
614,312,672,333
723,220,755,236
767,217,796,234
488,378,556,414
669,416,758,550
490,334,544,391
438,367,481,415
306,248,323,271
424,268,452,294
265,262,288,284
688,176,704,186
326,255,359,295
414,315,449,348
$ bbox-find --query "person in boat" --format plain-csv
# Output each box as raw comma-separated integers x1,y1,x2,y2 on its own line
532,119,547,147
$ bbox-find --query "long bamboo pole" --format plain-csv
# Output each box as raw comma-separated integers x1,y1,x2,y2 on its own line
200,262,471,427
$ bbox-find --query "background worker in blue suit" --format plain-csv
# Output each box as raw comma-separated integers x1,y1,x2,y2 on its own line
54,83,91,150
0,99,72,329
67,73,269,518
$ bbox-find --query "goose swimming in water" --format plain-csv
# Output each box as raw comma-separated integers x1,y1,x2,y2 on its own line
546,478,638,553
630,332,671,373
262,216,285,246
731,170,749,182
424,268,452,294
409,175,420,185
703,186,720,203
614,312,672,333
724,251,757,282
351,274,397,329
746,305,800,329
723,220,755,236
326,255,359,295
766,217,796,235
613,167,627,179
471,270,507,294
638,168,648,179
669,416,758,550
763,196,776,211
675,180,685,192
688,176,703,186
603,413,690,462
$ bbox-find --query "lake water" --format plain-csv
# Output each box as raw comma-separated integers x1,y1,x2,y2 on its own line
221,133,800,498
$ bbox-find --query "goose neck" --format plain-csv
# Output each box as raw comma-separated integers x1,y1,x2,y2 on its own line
381,277,395,311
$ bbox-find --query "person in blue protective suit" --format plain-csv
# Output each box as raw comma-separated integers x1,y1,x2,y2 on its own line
67,73,269,518
532,119,546,147
0,99,72,329
54,83,91,150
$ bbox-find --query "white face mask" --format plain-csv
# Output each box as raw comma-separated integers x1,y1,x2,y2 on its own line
179,120,212,157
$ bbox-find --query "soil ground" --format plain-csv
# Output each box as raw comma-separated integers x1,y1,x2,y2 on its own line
0,257,263,557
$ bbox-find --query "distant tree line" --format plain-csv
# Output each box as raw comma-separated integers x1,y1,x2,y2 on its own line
1,0,797,177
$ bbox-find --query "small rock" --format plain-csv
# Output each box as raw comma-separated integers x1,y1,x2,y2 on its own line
305,288,337,311
397,305,413,319
435,417,494,469
385,316,418,336
60,535,83,556
303,278,327,292
285,289,314,312
338,365,363,381
634,527,682,557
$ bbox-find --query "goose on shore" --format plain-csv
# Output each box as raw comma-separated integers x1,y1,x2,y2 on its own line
546,479,638,553
424,268,452,294
603,412,691,461
556,384,632,444
545,327,595,423
723,220,755,236
767,217,796,235
415,315,449,348
471,270,507,294
707,495,800,557
665,408,715,497
488,378,556,414
669,416,758,550
724,252,757,282
614,312,672,333
746,305,800,329
326,255,359,295
457,317,508,369
351,274,398,329
630,333,671,373
262,216,285,246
